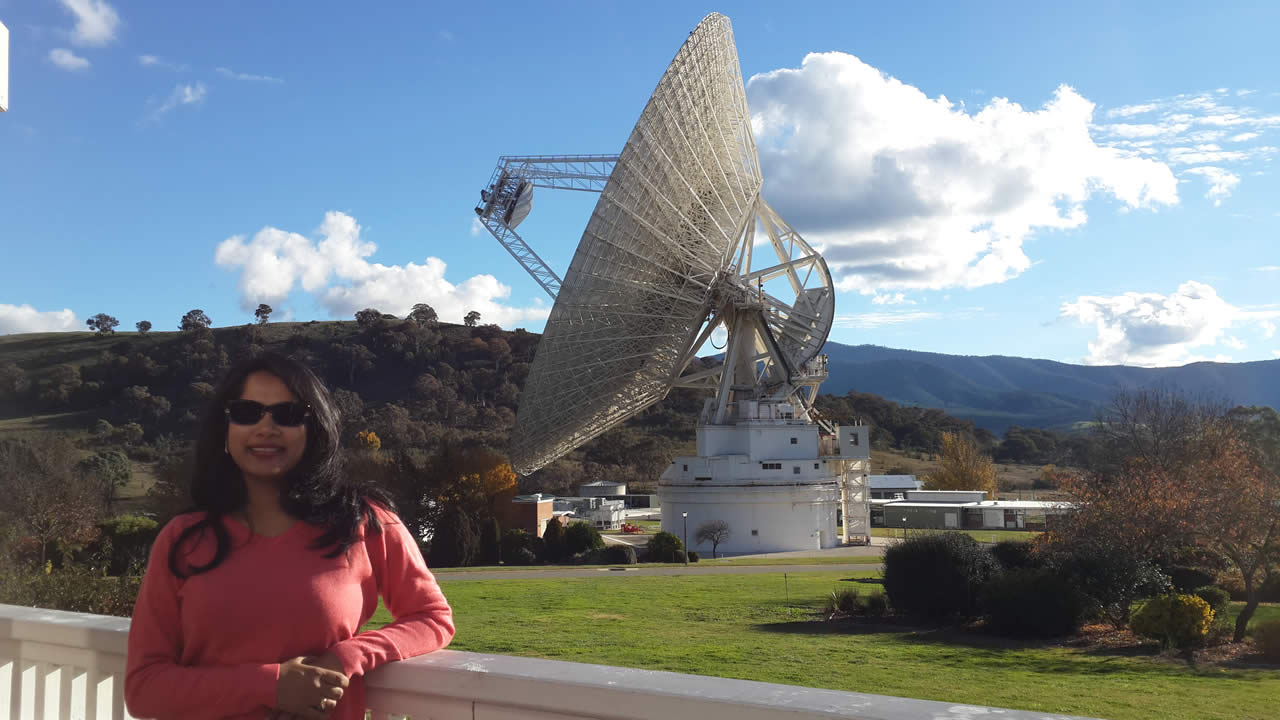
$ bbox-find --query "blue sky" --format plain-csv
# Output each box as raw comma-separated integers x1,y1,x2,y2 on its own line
1,1,1278,367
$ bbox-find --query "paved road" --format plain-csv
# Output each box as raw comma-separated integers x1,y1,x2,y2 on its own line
435,562,883,581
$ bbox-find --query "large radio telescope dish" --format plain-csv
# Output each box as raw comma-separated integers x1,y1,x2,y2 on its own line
509,13,834,475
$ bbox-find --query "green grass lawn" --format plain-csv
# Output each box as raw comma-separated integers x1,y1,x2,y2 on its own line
431,554,883,574
871,527,1040,542
366,572,1278,720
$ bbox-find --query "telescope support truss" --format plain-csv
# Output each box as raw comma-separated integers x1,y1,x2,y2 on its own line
475,155,620,300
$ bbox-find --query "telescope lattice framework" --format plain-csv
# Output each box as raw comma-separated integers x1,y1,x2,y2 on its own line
474,13,836,475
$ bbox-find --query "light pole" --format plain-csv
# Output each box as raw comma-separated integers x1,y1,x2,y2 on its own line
681,511,689,565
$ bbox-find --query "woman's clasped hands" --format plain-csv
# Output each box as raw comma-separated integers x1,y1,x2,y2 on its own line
268,654,349,720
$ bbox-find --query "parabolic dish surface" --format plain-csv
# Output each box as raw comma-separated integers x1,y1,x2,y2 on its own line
510,13,762,475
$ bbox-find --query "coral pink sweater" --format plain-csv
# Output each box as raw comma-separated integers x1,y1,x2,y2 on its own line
125,506,454,720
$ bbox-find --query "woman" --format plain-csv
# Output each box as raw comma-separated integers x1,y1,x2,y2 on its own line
126,353,454,720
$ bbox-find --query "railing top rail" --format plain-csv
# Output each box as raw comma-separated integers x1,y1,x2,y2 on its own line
0,604,1100,720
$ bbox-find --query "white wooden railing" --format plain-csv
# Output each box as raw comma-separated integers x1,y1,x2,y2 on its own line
0,604,1097,720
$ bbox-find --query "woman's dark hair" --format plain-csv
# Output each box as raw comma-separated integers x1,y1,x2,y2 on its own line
169,352,394,578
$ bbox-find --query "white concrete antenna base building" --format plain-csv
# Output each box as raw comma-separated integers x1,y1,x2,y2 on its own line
658,395,870,556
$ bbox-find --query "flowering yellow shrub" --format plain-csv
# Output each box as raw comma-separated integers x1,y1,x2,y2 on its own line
1131,593,1214,649
355,430,381,451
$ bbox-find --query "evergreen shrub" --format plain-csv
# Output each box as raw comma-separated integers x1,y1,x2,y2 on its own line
882,533,999,619
646,531,685,563
989,540,1040,571
564,521,605,556
980,568,1086,637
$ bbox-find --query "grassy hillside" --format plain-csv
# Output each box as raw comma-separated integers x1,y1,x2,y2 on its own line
0,322,1082,511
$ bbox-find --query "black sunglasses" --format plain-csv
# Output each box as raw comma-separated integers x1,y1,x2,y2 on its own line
224,400,311,427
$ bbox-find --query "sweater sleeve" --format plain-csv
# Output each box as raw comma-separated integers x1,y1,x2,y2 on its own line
124,519,280,719
327,509,455,677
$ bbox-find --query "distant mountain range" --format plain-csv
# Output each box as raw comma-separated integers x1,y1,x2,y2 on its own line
820,343,1280,433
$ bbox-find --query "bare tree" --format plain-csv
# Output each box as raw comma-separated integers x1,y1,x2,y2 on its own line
1091,386,1226,478
695,520,731,558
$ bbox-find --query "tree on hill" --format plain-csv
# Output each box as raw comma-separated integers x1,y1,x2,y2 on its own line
408,303,438,327
354,308,383,329
179,309,212,332
464,310,481,327
0,362,29,403
923,431,997,497
695,520,731,558
135,320,152,334
86,313,119,335
254,304,272,325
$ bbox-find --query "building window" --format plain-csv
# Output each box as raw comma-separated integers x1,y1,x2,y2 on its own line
814,463,819,469
793,466,800,474
682,464,688,471
761,462,782,470
851,434,860,446
751,529,759,536
695,476,712,482
790,437,797,444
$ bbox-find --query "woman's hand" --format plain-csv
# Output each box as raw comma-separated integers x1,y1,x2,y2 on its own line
275,656,348,719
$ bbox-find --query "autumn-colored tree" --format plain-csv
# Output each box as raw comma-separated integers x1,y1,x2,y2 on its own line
923,432,997,498
1187,426,1280,641
0,436,102,568
432,446,518,517
355,430,382,452
1046,393,1280,639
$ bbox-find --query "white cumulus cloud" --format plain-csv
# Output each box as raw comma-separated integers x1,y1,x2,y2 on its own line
58,0,120,47
215,211,550,329
49,48,90,71
1182,166,1241,205
1061,281,1280,366
0,304,79,335
747,53,1178,293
